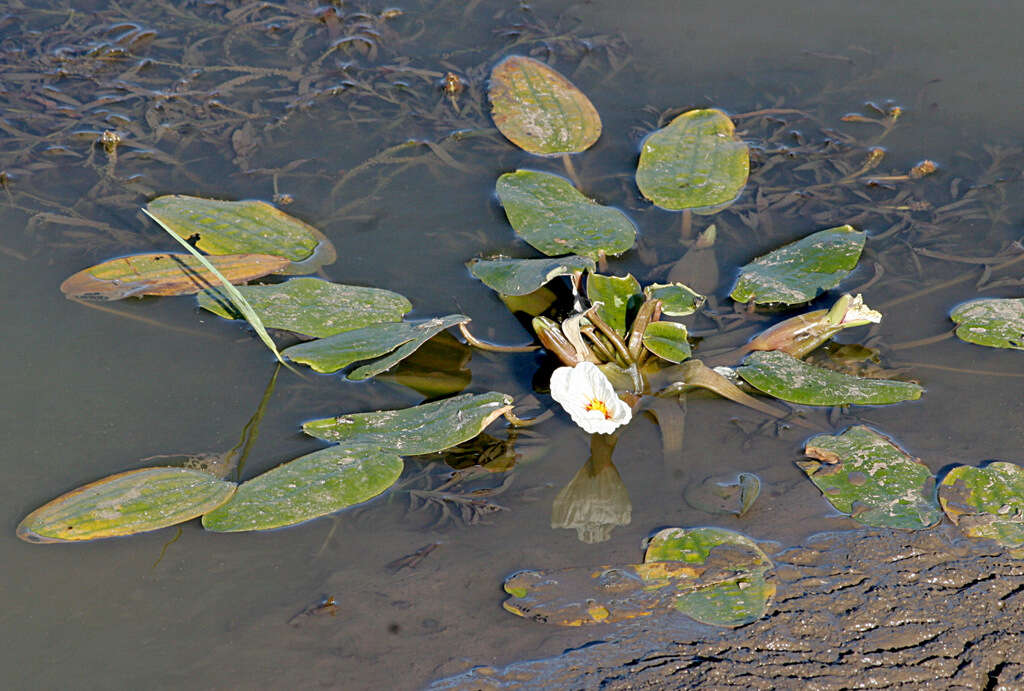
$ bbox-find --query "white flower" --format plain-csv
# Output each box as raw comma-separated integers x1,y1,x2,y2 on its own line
550,362,632,435
837,293,882,326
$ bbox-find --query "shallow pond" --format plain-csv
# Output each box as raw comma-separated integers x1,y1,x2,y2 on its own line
3,1,1023,689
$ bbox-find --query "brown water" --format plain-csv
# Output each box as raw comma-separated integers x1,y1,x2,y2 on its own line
2,1,1023,689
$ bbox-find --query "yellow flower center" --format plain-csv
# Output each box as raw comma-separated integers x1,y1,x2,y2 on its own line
585,398,612,420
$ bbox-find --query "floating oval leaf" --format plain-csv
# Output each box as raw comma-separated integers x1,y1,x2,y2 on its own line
488,55,601,155
302,392,514,455
950,298,1024,350
198,277,412,338
201,445,402,533
730,225,865,305
347,314,470,380
642,321,692,363
644,282,705,317
17,468,236,543
800,426,941,530
644,527,774,627
939,462,1024,552
60,253,290,300
502,562,702,626
736,350,923,405
467,255,595,296
146,195,337,274
496,170,637,259
587,273,642,336
635,108,749,212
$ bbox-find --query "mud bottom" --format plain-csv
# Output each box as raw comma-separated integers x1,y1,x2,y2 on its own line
432,527,1024,690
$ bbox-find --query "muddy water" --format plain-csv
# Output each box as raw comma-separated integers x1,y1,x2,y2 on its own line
2,1,1023,690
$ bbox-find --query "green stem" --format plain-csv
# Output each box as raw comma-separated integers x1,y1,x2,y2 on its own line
458,322,538,352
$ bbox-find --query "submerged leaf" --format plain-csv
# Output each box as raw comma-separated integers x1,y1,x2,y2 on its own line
17,468,236,543
488,55,601,155
496,170,637,259
939,462,1024,552
467,255,595,296
642,321,692,363
730,225,866,305
644,282,705,317
635,108,749,212
502,562,701,626
146,195,336,274
302,392,514,455
950,298,1024,350
60,253,290,300
198,277,412,338
684,473,761,517
587,273,642,336
800,426,941,530
736,351,923,406
643,527,774,627
201,445,402,533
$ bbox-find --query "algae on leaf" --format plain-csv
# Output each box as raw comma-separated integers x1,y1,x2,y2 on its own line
950,297,1024,350
198,277,412,338
643,526,775,627
736,350,923,406
302,392,514,455
496,170,637,259
635,108,749,212
488,55,601,156
730,225,866,305
939,462,1024,553
800,425,942,530
18,468,236,543
201,445,403,533
146,195,336,274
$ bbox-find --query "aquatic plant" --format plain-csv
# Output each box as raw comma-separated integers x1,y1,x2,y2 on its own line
17,44,1024,631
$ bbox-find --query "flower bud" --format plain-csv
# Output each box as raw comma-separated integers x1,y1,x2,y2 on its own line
532,316,579,366
745,294,881,359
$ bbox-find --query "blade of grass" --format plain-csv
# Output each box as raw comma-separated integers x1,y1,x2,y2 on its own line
143,209,285,363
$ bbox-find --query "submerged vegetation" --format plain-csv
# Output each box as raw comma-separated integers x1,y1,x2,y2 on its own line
6,1,1024,631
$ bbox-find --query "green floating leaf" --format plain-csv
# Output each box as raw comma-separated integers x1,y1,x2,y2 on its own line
730,225,866,305
800,426,942,530
374,330,472,400
18,468,236,543
283,321,418,374
198,277,412,338
635,108,749,212
736,351,923,406
950,298,1024,350
502,561,704,626
644,282,704,317
587,273,642,336
467,255,595,296
642,321,691,363
496,170,637,259
303,392,514,455
644,527,774,627
60,253,291,300
201,445,402,533
347,314,469,380
488,55,601,155
939,462,1024,552
146,195,337,274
